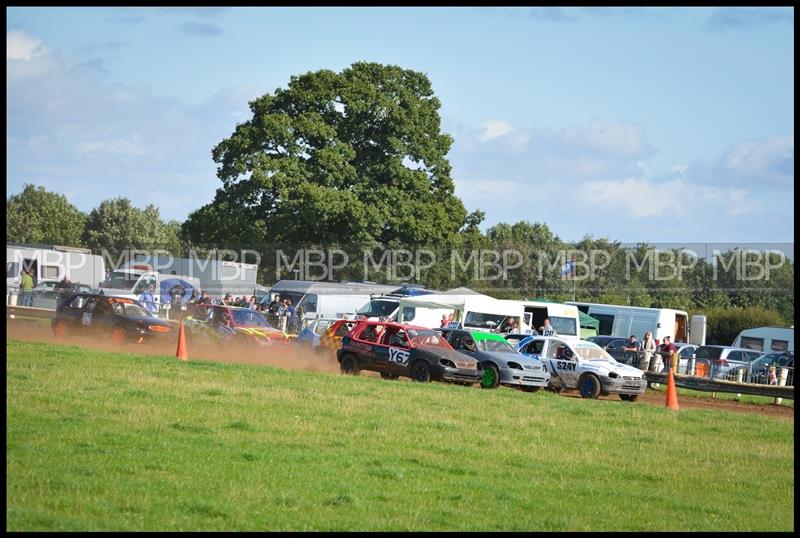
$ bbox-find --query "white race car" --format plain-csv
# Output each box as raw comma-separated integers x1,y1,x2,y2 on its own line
516,336,647,401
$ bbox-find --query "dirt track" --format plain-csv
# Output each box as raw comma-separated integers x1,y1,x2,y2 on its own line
7,319,794,419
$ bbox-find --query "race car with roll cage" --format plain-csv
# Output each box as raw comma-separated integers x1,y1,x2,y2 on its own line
182,303,290,347
337,320,482,384
437,326,550,391
50,292,174,344
516,335,647,401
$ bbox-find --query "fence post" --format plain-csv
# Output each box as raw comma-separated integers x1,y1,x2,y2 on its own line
735,369,744,401
687,356,695,376
775,367,789,405
671,352,679,374
279,315,287,333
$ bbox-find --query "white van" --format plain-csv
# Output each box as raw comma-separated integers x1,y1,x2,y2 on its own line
732,327,794,353
97,268,200,316
266,280,399,320
7,244,106,291
566,301,707,346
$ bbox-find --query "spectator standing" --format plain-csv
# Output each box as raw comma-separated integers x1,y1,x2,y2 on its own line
622,335,642,366
19,270,34,307
139,284,159,316
223,292,233,305
440,314,449,328
268,295,281,314
196,290,211,305
53,276,75,308
541,318,558,337
659,336,677,373
248,295,258,310
640,331,657,371
187,290,198,304
168,281,186,320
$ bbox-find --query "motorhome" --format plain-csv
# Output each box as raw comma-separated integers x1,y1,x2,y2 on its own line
566,301,707,345
7,244,106,291
265,280,400,320
732,326,794,353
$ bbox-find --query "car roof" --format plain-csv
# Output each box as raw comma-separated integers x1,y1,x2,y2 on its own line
355,319,430,332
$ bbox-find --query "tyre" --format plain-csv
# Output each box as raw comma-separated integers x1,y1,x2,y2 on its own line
410,361,431,383
380,373,398,380
52,320,68,338
340,354,360,376
110,325,128,345
521,385,541,393
620,394,639,402
578,374,602,399
479,363,500,389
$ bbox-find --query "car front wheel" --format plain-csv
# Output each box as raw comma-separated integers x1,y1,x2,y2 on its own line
578,374,602,399
480,364,500,389
410,361,431,383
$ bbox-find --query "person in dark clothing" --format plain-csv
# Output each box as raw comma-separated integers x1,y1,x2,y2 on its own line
659,336,677,372
53,277,75,307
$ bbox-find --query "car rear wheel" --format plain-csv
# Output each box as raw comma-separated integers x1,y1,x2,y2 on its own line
380,373,398,380
521,386,541,393
340,354,360,376
410,361,431,383
578,374,602,399
110,326,128,345
480,364,500,389
620,394,639,402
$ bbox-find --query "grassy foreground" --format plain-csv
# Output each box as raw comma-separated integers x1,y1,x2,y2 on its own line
6,340,794,531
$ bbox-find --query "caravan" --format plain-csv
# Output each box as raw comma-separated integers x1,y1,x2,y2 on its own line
732,327,794,353
566,301,706,345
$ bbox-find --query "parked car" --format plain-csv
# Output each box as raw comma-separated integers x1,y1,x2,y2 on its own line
32,280,93,308
183,303,290,347
337,320,482,384
516,336,647,401
673,343,698,373
693,345,762,379
585,336,630,362
438,328,550,391
746,352,794,385
294,318,338,349
51,292,173,344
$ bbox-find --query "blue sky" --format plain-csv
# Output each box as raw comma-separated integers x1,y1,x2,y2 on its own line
6,7,794,244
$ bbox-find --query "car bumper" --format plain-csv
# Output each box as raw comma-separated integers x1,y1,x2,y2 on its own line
499,367,550,388
440,367,483,383
601,377,647,395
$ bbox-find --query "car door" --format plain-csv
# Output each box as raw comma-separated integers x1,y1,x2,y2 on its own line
544,339,579,388
59,294,89,331
520,338,546,359
76,296,100,336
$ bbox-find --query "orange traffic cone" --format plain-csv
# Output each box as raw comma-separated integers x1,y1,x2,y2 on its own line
665,369,679,411
176,321,189,362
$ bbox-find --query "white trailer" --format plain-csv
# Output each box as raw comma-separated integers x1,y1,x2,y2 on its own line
565,301,706,345
732,326,794,353
7,244,106,291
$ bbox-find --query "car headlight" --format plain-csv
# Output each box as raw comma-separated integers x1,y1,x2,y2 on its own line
608,371,619,379
440,359,456,368
507,361,523,370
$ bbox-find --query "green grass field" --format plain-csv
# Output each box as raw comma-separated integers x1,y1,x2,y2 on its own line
6,339,794,531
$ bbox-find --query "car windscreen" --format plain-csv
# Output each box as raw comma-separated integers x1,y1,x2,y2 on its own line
356,300,398,317
111,302,151,318
477,339,516,353
232,309,271,327
100,272,140,289
548,316,577,336
408,330,453,351
463,311,506,330
751,353,792,367
573,344,615,362
313,319,333,335
695,347,723,360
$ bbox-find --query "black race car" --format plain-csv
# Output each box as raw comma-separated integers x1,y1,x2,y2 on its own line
51,293,174,344
337,320,482,384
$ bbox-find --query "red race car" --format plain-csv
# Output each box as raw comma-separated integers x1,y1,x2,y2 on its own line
336,320,482,384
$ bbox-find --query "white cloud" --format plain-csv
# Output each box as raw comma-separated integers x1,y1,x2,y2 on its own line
7,30,47,61
716,136,793,187
477,120,514,141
